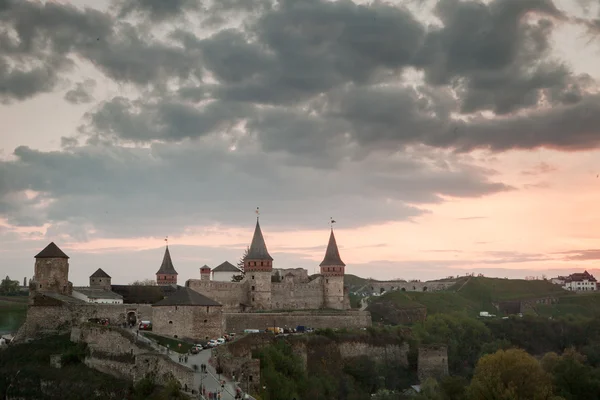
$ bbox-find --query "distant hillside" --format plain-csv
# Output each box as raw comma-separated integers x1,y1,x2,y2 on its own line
344,274,370,291
367,276,571,323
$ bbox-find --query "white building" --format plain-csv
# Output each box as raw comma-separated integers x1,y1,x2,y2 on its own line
72,287,124,304
211,261,242,282
553,271,597,292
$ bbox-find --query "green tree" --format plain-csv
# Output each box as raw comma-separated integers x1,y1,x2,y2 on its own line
129,279,157,286
543,348,600,400
414,313,491,375
0,276,19,295
467,349,555,400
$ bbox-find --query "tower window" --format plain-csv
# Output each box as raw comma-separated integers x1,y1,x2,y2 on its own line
252,275,255,280
204,319,208,323
169,321,173,324
206,306,209,313
326,279,329,283
251,286,255,291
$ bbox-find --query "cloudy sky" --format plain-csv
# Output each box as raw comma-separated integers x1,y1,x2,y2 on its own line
3,0,600,285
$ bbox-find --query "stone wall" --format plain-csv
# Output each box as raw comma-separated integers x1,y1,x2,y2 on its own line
224,311,372,333
368,280,455,294
418,345,449,382
338,342,409,365
153,304,224,340
271,278,324,309
72,325,194,389
135,353,195,389
34,257,70,295
15,302,153,341
186,279,249,311
272,268,309,283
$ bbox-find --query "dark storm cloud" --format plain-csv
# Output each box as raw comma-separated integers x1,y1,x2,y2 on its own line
0,138,509,239
0,0,202,101
64,79,96,104
86,97,253,141
115,0,200,22
415,0,579,115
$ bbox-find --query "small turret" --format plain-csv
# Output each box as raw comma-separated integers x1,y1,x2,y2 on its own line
200,265,211,281
90,268,112,290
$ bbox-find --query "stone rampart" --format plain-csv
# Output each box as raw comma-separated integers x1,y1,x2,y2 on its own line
15,302,153,341
186,279,249,311
135,353,195,389
338,341,409,365
224,310,371,333
418,344,449,382
271,278,324,310
368,280,455,293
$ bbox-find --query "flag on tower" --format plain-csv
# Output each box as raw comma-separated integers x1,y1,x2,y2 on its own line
256,207,260,215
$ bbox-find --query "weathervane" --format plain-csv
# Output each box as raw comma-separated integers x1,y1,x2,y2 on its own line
256,207,260,220
330,217,336,229
165,236,168,246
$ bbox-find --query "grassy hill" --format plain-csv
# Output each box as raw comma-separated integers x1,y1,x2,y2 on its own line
367,277,575,322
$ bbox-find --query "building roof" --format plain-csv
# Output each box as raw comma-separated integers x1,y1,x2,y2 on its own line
566,270,597,282
319,229,346,267
156,246,178,275
35,242,69,259
213,261,241,273
111,284,178,304
246,219,273,260
200,265,211,271
73,287,123,300
154,287,221,307
90,268,111,278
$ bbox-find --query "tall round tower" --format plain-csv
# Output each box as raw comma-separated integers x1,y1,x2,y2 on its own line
320,228,346,310
33,242,71,295
244,214,273,310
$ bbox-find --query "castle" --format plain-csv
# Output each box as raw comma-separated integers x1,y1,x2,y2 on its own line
16,217,369,343
185,217,351,311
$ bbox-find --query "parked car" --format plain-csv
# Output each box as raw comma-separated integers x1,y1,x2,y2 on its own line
216,338,226,345
138,321,152,330
206,340,218,347
190,346,201,354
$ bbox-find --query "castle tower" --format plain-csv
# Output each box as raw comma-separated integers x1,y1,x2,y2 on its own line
320,228,346,310
156,245,178,286
244,214,273,310
90,268,112,290
200,265,211,281
33,242,71,295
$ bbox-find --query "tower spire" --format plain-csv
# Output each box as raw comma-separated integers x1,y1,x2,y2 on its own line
246,213,273,260
320,226,345,267
256,207,260,221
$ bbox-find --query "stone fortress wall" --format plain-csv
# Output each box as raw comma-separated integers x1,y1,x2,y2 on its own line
368,280,455,293
223,310,372,333
418,344,449,382
71,324,194,389
271,276,325,310
15,298,153,341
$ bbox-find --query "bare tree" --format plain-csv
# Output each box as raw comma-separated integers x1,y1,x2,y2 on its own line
129,279,157,286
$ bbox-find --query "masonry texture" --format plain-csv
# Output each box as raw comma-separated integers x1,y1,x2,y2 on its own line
152,304,223,340
418,345,449,382
15,299,153,341
212,332,409,392
368,280,455,293
71,325,194,389
223,311,372,333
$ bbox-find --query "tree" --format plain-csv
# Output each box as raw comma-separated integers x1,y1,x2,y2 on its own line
468,349,556,400
129,279,157,286
0,276,19,295
237,246,249,272
543,348,600,400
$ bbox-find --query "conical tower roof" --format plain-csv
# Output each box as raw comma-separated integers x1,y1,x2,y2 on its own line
246,219,273,260
35,242,69,259
156,246,178,275
319,229,346,267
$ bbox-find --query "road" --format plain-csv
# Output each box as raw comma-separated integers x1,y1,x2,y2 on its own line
167,347,241,399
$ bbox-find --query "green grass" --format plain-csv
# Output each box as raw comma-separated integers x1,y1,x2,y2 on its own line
369,277,572,321
0,295,28,308
449,277,567,302
142,332,193,353
535,293,600,318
